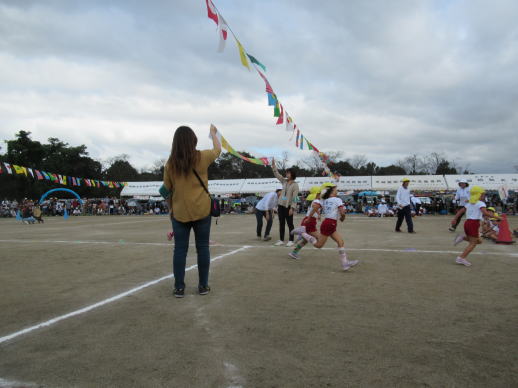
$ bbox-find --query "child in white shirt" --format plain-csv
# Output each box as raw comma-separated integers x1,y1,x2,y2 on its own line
297,183,359,271
453,186,496,266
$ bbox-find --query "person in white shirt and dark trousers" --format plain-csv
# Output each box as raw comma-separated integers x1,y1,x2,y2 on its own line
255,189,282,241
395,178,415,233
449,179,470,231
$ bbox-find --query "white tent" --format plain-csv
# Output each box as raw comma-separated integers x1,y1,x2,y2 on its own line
121,174,518,197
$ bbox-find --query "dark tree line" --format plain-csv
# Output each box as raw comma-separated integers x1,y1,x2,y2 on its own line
1,131,468,200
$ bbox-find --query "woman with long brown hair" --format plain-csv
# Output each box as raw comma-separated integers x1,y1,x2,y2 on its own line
163,124,221,298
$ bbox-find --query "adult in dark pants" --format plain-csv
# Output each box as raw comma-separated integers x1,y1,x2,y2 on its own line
395,178,415,233
271,159,299,247
162,124,221,298
254,189,282,241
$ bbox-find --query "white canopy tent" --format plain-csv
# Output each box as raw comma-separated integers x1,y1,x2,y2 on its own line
121,174,518,197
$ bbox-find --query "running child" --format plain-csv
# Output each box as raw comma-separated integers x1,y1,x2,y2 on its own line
288,185,324,259
295,183,359,271
453,186,494,266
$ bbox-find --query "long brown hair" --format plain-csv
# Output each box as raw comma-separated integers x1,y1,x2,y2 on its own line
167,126,200,176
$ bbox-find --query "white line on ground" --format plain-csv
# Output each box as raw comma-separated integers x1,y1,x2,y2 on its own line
0,239,516,257
0,246,251,345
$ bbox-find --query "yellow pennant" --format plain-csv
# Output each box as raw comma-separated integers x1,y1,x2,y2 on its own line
236,40,250,70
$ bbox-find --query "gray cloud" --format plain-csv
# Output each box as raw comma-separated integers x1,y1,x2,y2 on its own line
0,0,517,173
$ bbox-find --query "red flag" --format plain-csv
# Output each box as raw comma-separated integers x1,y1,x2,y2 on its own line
256,69,273,94
35,170,44,180
295,129,300,147
276,104,284,125
206,0,218,25
85,179,91,187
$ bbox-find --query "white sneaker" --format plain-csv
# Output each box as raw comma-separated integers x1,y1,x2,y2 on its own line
274,240,284,246
455,256,472,267
342,259,359,271
286,241,294,247
453,234,465,246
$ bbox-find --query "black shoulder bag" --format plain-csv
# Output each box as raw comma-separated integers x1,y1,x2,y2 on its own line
192,169,220,218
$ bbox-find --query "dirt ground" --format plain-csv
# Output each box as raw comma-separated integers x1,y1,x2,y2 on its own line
0,213,517,387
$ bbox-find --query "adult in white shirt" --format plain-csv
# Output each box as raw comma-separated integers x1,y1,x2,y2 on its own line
395,178,415,233
449,179,470,231
255,189,282,241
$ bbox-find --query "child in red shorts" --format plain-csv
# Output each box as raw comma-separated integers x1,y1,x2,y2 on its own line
297,183,359,271
288,186,322,259
453,185,494,266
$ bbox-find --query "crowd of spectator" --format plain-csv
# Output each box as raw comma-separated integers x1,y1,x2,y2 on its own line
1,191,515,221
1,198,169,219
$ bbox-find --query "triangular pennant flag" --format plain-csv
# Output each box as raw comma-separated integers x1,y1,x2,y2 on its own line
296,130,300,147
267,93,277,106
13,165,24,175
300,134,304,149
247,54,266,72
257,69,273,93
42,171,50,180
4,163,12,174
236,40,250,70
276,104,284,125
35,170,43,180
217,14,229,52
273,102,280,117
286,115,293,132
205,0,219,25
27,168,34,178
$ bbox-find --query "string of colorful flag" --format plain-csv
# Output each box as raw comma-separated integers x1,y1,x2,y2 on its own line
204,0,339,179
212,127,270,165
0,162,127,189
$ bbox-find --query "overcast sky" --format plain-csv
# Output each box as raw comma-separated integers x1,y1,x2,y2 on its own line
1,0,517,173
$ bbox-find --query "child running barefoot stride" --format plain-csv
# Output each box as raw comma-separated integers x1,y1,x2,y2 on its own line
453,186,494,266
292,183,359,271
288,185,324,259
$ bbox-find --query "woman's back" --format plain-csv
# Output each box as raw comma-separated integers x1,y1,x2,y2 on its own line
163,148,220,222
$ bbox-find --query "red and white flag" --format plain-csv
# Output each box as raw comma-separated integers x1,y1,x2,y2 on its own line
276,104,284,125
206,0,219,25
217,15,229,52
4,163,12,174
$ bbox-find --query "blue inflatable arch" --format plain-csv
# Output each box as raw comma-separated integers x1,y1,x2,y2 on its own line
39,188,83,204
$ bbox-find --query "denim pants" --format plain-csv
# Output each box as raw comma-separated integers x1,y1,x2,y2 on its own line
255,209,273,237
172,215,211,289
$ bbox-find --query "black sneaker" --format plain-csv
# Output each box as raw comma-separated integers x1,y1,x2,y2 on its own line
173,288,185,298
198,285,211,295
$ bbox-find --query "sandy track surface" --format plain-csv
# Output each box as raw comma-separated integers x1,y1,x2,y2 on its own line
1,214,517,387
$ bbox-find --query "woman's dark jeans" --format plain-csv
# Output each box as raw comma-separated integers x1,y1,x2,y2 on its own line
172,215,211,290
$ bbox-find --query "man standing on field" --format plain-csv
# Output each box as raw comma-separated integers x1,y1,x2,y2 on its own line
395,178,415,233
